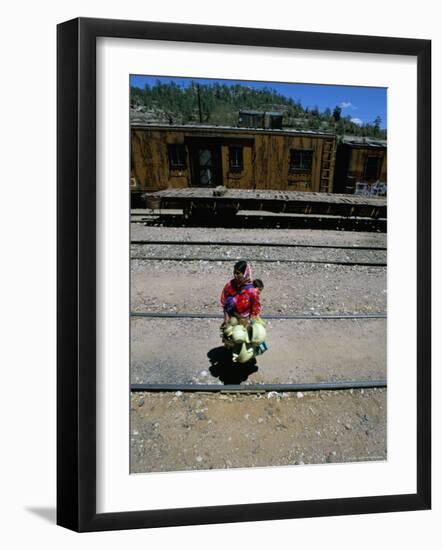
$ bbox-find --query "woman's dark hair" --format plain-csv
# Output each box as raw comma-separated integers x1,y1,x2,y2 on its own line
234,260,248,274
253,279,264,290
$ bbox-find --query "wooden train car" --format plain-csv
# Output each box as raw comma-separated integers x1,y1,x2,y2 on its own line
131,123,337,198
333,136,387,194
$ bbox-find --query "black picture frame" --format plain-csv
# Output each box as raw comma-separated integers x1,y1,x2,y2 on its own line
57,17,431,532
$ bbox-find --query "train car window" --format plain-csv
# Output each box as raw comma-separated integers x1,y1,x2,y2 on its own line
289,149,313,173
168,144,187,170
364,155,381,179
229,146,244,172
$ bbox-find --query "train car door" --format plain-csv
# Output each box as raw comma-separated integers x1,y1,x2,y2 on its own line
189,143,222,187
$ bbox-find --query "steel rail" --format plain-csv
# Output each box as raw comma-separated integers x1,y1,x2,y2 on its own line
130,239,387,251
131,255,387,267
130,312,387,320
131,379,387,393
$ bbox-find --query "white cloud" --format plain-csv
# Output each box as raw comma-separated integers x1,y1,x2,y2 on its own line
340,101,356,109
351,117,363,126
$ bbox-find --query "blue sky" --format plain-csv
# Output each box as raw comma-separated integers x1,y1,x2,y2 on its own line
130,75,387,129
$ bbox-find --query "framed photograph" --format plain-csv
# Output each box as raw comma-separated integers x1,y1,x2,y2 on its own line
57,17,431,532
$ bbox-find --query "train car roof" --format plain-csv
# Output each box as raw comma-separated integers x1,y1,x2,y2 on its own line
342,135,387,148
130,122,335,138
239,110,283,115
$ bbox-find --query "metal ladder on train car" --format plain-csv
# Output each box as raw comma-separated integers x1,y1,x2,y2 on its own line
319,139,336,193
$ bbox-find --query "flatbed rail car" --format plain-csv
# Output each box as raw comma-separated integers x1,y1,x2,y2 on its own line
143,188,387,220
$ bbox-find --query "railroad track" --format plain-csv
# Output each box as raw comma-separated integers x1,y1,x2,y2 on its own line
131,380,387,393
131,239,386,251
130,312,386,392
130,238,386,266
130,224,386,393
130,312,386,320
131,256,386,267
130,314,386,391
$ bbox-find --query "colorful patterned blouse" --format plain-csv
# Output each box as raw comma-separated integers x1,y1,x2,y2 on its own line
220,280,261,318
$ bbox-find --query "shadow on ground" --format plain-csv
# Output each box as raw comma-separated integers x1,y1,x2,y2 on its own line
25,507,56,524
136,213,386,233
207,346,258,384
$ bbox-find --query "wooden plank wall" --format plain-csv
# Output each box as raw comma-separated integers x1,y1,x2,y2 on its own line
221,144,254,189
252,134,334,192
131,129,189,189
348,148,387,183
131,128,336,192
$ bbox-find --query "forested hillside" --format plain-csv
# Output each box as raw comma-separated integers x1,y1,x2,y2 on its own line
130,81,386,139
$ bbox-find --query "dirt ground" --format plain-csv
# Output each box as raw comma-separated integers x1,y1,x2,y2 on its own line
130,317,386,385
130,388,387,473
131,260,386,315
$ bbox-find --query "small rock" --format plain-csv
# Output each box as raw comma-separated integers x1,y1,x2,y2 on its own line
175,391,183,397
297,392,304,398
267,391,280,399
196,455,203,463
344,423,351,430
